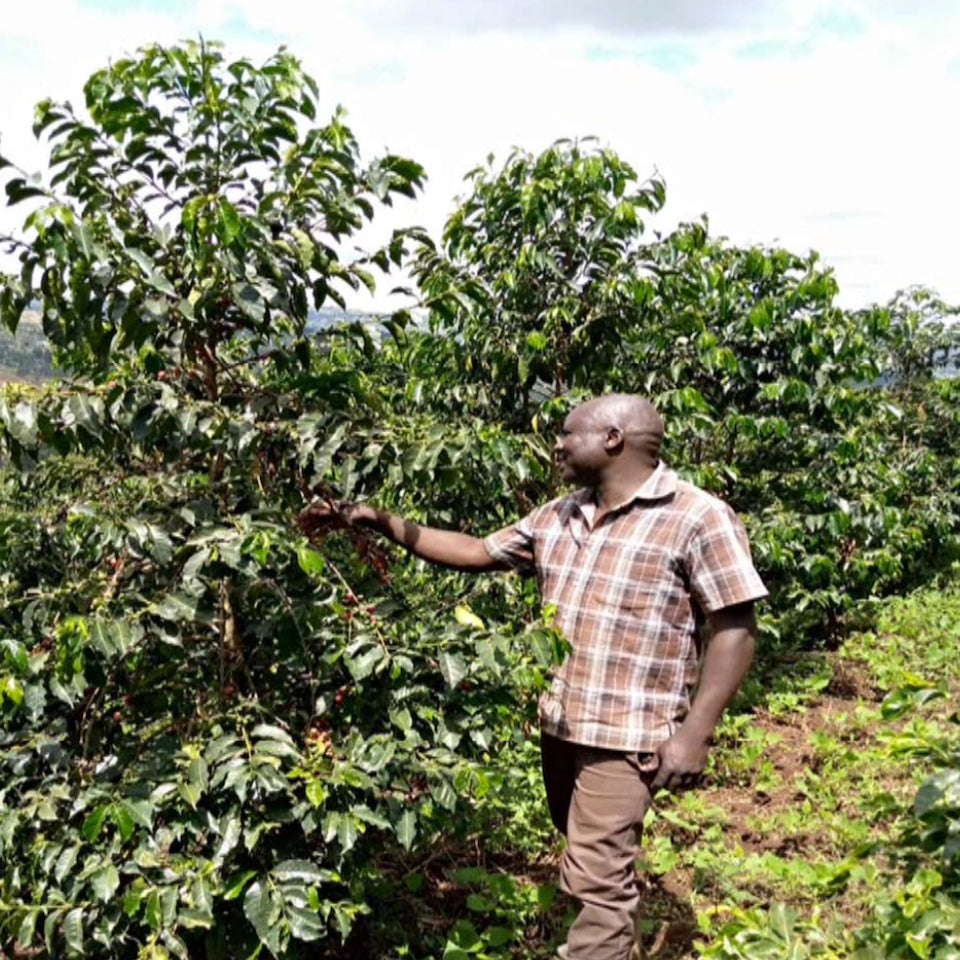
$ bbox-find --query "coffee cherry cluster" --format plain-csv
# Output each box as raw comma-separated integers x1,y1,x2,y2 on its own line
346,526,391,587
297,483,392,588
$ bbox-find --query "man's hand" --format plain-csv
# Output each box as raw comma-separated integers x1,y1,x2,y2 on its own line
298,500,369,539
650,728,710,792
651,602,758,793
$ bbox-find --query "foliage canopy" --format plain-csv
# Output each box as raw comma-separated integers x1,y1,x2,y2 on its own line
0,39,958,960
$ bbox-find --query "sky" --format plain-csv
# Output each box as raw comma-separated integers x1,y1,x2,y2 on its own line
1,0,958,311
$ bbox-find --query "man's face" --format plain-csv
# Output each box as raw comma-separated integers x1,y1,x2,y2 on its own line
554,406,609,485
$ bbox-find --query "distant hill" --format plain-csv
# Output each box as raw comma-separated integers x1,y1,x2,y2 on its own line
0,312,54,383
306,307,379,332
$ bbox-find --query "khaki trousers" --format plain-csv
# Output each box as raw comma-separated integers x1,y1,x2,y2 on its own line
541,732,656,960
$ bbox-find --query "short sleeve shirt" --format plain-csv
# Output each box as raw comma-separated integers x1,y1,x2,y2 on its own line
483,462,768,752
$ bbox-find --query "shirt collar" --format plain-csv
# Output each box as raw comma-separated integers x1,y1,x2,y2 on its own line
574,461,678,528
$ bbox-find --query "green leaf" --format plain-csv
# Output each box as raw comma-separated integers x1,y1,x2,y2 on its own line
291,227,315,269
215,814,242,864
5,178,47,205
55,844,80,883
352,804,391,829
182,546,211,585
285,903,324,942
90,863,120,902
337,815,359,853
390,707,412,732
430,775,458,812
23,683,46,722
438,651,467,690
223,870,257,901
89,618,138,660
113,803,136,843
296,544,326,577
4,400,38,446
769,902,796,940
243,880,280,940
179,780,202,808
466,893,493,913
526,330,547,351
346,644,385,682
82,806,108,842
50,677,76,707
2,675,24,706
216,198,242,245
145,890,162,931
916,770,960,817
64,395,105,438
251,723,295,744
232,282,266,323
537,883,557,911
181,196,204,238
119,798,154,829
395,809,417,851
178,908,214,930
125,247,155,275
272,859,328,884
306,781,326,807
72,222,97,260
17,910,37,948
154,592,202,623
454,605,484,630
64,908,84,955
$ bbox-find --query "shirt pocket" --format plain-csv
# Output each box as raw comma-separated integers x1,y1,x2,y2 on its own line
596,544,679,612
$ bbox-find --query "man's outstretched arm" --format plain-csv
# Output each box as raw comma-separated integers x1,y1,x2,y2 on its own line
651,601,757,792
299,501,508,573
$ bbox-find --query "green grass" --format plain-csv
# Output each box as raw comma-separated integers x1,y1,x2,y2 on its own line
639,572,960,956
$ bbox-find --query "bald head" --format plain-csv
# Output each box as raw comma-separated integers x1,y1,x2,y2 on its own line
555,394,664,489
576,394,664,460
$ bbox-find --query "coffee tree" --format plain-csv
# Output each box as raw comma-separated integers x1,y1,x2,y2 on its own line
0,43,559,960
0,40,423,389
634,226,959,639
409,140,666,426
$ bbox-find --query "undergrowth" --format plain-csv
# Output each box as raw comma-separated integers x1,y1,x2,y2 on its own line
378,570,960,959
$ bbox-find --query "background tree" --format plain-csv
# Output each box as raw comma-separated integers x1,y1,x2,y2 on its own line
410,140,666,426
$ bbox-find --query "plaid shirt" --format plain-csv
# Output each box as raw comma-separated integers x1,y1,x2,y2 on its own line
483,462,768,751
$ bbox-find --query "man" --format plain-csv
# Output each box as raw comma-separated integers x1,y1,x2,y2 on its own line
299,394,767,960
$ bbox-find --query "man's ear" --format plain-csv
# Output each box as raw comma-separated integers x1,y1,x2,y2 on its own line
604,427,625,452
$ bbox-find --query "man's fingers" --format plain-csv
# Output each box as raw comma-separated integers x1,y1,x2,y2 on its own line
652,763,683,792
651,765,701,793
298,509,344,540
664,771,683,793
298,502,347,531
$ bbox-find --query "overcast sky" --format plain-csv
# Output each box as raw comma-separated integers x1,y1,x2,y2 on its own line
1,0,958,310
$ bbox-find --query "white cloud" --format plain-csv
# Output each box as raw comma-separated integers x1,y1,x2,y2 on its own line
344,0,782,36
2,0,958,311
